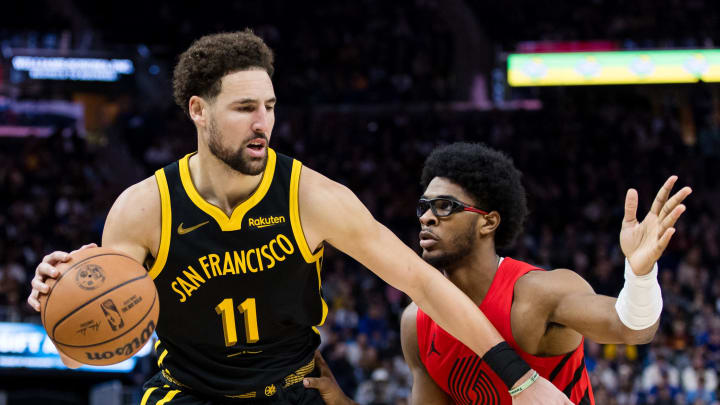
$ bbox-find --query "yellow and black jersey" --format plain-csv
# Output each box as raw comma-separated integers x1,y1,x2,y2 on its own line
148,148,326,398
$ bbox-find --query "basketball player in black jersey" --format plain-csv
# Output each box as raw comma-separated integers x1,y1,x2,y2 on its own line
28,30,572,404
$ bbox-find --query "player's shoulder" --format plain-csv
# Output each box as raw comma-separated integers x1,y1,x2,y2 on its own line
515,267,593,304
298,165,349,196
108,175,161,225
297,164,359,217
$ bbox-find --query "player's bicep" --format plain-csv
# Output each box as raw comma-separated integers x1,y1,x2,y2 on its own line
544,270,628,343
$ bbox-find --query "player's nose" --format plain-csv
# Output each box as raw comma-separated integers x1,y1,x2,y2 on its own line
251,107,271,133
418,208,438,227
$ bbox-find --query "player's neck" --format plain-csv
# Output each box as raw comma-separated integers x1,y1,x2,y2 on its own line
189,149,265,216
445,245,500,306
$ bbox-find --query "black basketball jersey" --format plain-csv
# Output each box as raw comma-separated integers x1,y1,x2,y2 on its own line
148,148,326,398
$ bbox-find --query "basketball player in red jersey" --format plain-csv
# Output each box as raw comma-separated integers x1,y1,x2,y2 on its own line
306,142,691,404
28,32,570,404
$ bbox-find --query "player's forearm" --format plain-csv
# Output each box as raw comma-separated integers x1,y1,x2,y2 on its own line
411,265,503,355
555,293,658,345
615,317,658,345
590,301,659,345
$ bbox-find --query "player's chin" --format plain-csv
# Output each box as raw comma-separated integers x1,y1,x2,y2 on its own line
421,250,445,268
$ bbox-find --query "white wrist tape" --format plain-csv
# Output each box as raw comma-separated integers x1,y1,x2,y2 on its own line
615,258,663,330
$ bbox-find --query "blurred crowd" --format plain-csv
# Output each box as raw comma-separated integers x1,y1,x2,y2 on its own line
2,83,720,404
1,1,720,404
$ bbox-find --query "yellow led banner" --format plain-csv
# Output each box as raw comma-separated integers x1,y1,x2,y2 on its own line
508,50,720,86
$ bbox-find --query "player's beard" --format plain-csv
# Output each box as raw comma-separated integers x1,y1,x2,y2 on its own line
207,116,268,176
422,221,477,271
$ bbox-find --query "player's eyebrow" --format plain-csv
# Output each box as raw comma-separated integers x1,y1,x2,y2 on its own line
231,97,276,105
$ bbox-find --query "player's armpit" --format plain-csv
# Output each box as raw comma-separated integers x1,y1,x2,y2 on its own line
401,303,453,405
101,176,160,264
527,269,658,345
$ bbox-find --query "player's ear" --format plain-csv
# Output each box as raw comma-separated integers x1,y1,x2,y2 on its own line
478,211,501,237
188,96,208,127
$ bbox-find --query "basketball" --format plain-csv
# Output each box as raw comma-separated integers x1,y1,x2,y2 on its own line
39,247,159,366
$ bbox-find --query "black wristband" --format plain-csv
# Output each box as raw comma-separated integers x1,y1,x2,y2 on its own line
482,341,532,389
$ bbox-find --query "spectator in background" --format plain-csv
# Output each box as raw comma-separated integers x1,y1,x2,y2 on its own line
643,350,681,395
682,349,718,399
0,248,26,322
647,370,681,404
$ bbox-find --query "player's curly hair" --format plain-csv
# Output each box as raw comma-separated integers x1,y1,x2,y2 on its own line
420,142,528,249
173,29,274,115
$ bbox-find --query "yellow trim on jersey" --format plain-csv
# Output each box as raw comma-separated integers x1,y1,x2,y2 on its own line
289,160,328,328
154,339,161,351
156,389,181,405
157,349,168,367
149,168,172,280
178,149,277,231
316,259,328,326
289,160,323,263
140,387,158,405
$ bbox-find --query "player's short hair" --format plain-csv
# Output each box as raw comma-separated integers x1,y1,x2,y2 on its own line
420,142,528,249
172,29,275,115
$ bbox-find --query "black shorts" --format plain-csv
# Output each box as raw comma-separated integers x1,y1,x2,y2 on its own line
140,369,324,405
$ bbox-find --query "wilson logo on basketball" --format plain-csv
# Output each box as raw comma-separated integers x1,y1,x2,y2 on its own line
75,264,106,290
100,299,125,331
84,319,156,361
248,215,286,229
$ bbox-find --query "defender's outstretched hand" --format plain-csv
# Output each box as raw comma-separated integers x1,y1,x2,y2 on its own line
620,176,691,275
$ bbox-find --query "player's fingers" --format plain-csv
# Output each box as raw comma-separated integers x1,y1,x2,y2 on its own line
649,176,677,216
43,251,70,265
659,205,686,238
36,262,59,278
27,290,40,312
303,376,329,389
659,186,692,221
657,228,676,252
31,277,50,294
623,188,639,224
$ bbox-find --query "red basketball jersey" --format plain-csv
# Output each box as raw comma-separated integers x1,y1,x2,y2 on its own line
417,257,594,404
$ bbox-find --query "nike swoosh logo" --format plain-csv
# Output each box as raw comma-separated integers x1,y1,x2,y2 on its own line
177,221,210,235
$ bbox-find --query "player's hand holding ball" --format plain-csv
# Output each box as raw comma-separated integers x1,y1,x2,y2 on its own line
28,244,159,366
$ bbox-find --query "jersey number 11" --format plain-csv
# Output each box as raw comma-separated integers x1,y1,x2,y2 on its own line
215,298,260,346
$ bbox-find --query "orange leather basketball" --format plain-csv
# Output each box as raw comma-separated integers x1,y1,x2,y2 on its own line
39,247,159,366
